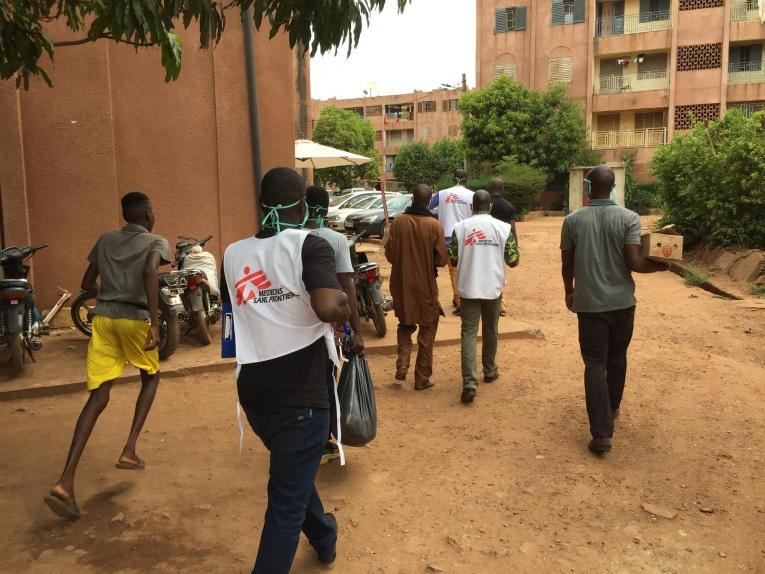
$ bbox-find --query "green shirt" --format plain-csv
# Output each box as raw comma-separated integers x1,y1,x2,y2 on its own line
560,199,642,313
88,224,171,321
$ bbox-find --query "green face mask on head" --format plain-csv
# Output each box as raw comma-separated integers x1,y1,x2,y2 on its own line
306,205,326,228
260,198,308,233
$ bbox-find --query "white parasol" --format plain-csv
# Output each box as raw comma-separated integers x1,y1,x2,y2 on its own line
295,139,371,169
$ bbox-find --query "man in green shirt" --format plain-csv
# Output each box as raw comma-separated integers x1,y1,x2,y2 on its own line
560,165,670,454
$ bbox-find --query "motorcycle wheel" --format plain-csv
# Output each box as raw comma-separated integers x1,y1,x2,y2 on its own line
71,291,97,337
158,301,180,360
371,302,387,338
193,309,212,346
9,333,25,374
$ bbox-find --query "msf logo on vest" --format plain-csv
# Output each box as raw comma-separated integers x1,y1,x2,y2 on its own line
464,229,499,248
235,266,296,305
444,193,468,205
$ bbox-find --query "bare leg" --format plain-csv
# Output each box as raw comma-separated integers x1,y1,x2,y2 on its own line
118,370,159,468
49,381,114,508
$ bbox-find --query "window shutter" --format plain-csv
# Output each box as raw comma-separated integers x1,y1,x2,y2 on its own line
517,6,528,29
573,0,585,22
638,53,668,75
493,64,518,80
635,112,666,130
548,57,573,83
417,102,423,113
551,0,565,24
495,8,508,32
597,114,621,131
752,44,763,69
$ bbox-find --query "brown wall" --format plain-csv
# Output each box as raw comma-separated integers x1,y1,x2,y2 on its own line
0,19,302,307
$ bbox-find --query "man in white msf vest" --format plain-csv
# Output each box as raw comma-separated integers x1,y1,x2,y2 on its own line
449,190,519,404
221,168,350,574
429,168,474,315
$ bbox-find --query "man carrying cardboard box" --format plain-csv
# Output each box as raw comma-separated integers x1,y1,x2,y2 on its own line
560,165,671,455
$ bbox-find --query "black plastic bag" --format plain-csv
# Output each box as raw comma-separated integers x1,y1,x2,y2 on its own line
336,353,377,447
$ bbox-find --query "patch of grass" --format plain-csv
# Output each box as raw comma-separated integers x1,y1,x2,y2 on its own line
682,265,712,287
749,284,765,298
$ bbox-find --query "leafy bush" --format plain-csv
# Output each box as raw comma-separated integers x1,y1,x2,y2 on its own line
650,110,765,249
682,266,712,286
493,157,547,215
623,151,660,211
394,139,465,189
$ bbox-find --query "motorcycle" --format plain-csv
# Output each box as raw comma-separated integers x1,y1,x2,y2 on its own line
0,244,71,373
348,231,387,337
172,235,222,346
70,266,185,361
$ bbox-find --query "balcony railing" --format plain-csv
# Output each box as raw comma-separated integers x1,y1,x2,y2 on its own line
728,102,765,117
731,2,760,21
592,128,667,150
728,62,765,85
597,71,669,94
596,11,671,37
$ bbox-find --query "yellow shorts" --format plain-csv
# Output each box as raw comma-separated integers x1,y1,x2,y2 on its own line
86,315,160,391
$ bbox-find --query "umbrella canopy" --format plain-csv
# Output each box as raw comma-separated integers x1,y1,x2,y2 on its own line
295,139,371,169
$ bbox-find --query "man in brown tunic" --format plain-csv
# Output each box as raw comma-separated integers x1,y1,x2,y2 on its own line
384,184,448,390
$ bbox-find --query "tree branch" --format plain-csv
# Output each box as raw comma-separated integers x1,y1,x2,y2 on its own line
54,34,159,48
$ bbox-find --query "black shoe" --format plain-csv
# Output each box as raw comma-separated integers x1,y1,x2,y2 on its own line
588,437,612,453
453,307,462,316
484,373,499,383
461,388,476,403
317,513,337,564
395,366,408,381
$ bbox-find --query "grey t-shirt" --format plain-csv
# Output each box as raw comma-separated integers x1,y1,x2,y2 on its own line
309,227,354,274
88,223,172,321
560,199,642,313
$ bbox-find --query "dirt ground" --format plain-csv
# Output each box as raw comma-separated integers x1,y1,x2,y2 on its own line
1,217,763,574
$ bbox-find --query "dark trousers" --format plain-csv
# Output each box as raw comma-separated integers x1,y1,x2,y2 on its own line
577,307,635,439
396,320,439,385
243,406,336,574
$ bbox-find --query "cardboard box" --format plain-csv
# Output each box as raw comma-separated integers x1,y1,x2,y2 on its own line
641,226,684,261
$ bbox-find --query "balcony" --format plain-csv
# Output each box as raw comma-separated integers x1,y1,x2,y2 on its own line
728,101,765,116
595,11,671,37
731,2,760,21
597,71,669,94
728,63,765,85
592,128,667,150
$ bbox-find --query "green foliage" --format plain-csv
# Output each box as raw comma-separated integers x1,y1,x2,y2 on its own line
682,265,712,287
1,0,409,88
493,157,547,215
650,110,765,249
312,106,379,190
622,151,659,211
749,284,765,298
458,77,590,181
393,138,464,189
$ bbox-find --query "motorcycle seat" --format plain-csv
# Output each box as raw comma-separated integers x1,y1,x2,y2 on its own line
355,262,379,273
0,279,30,291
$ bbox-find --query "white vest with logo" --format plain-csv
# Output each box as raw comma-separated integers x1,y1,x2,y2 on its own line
437,185,475,239
453,214,511,300
223,229,335,365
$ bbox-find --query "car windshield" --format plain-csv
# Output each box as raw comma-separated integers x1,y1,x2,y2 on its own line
365,194,403,209
387,195,412,210
344,194,376,208
329,195,351,207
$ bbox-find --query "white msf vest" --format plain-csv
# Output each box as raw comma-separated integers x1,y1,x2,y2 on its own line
223,229,336,365
437,185,475,239
453,214,511,300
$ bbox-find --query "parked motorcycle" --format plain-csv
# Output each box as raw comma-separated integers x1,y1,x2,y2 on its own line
348,231,387,337
0,244,71,373
70,271,185,361
172,235,221,346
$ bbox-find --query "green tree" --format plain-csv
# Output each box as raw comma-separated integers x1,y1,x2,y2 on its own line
493,156,547,215
312,106,379,190
1,0,409,88
650,110,765,248
393,138,464,189
458,77,592,181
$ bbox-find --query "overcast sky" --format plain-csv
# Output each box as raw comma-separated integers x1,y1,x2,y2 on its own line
310,0,476,100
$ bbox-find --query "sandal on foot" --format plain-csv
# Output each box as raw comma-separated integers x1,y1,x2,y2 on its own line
44,494,80,519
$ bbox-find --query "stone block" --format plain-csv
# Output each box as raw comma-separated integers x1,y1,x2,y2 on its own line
729,251,765,283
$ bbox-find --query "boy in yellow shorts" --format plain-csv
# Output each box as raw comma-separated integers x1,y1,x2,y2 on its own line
44,192,170,519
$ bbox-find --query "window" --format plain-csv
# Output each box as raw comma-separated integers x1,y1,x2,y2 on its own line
548,57,573,84
638,53,668,78
443,99,459,112
375,130,383,142
635,111,667,130
639,0,671,21
448,124,460,137
344,106,364,117
677,43,722,71
552,0,584,24
495,6,528,32
365,105,382,116
385,103,414,121
417,101,436,113
385,155,396,173
728,101,765,117
729,44,763,72
421,124,433,139
597,114,621,131
493,64,518,80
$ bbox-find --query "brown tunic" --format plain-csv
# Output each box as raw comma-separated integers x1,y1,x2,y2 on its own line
384,213,448,325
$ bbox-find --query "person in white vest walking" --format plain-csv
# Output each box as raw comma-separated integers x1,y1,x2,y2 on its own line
449,190,519,404
429,168,474,314
221,168,350,574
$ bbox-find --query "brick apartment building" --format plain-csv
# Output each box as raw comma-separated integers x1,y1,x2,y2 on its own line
477,0,765,179
312,87,465,187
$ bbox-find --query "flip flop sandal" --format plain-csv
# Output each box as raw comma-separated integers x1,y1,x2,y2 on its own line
43,495,80,519
115,461,145,470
